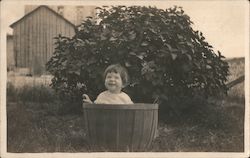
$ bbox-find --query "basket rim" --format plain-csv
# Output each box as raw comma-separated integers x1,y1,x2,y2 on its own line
82,103,159,110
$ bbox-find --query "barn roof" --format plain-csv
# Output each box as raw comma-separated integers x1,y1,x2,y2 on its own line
10,5,76,28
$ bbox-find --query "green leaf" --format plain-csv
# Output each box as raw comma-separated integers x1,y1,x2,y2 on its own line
129,52,136,56
171,53,178,60
137,54,144,60
141,41,149,46
69,70,81,76
206,65,212,69
128,31,136,40
186,54,192,61
166,44,172,50
149,13,154,16
177,34,183,39
61,60,67,66
109,37,117,41
181,49,188,54
125,61,132,67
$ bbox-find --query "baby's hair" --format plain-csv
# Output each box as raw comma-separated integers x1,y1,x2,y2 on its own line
104,64,129,86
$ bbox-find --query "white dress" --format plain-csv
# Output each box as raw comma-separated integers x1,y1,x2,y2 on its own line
94,90,133,104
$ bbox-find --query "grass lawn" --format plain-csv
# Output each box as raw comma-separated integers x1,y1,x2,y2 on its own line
7,93,244,152
152,98,244,152
7,101,89,152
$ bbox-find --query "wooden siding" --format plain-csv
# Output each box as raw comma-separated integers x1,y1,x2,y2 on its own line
83,103,158,151
7,35,15,70
12,6,75,75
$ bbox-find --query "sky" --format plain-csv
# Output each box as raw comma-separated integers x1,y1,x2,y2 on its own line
1,0,249,58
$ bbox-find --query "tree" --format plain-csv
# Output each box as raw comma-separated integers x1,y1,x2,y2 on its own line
46,5,229,106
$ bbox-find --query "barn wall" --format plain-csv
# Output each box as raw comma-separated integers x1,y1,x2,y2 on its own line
12,6,75,75
7,35,15,70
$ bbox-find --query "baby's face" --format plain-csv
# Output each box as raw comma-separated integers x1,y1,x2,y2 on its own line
105,72,123,93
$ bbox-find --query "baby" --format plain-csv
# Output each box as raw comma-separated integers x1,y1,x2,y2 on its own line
82,64,133,104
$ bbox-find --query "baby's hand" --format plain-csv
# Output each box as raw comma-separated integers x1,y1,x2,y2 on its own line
82,94,93,103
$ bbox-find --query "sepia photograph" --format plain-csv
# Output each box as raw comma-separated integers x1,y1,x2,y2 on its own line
0,0,249,157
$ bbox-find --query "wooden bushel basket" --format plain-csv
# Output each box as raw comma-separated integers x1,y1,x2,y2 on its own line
82,103,158,152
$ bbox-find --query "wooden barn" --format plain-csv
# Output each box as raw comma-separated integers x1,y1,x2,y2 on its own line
10,5,76,75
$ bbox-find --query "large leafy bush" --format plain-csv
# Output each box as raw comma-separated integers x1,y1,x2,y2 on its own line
46,6,229,105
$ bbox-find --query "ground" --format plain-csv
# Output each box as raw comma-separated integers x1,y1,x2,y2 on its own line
7,97,244,152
